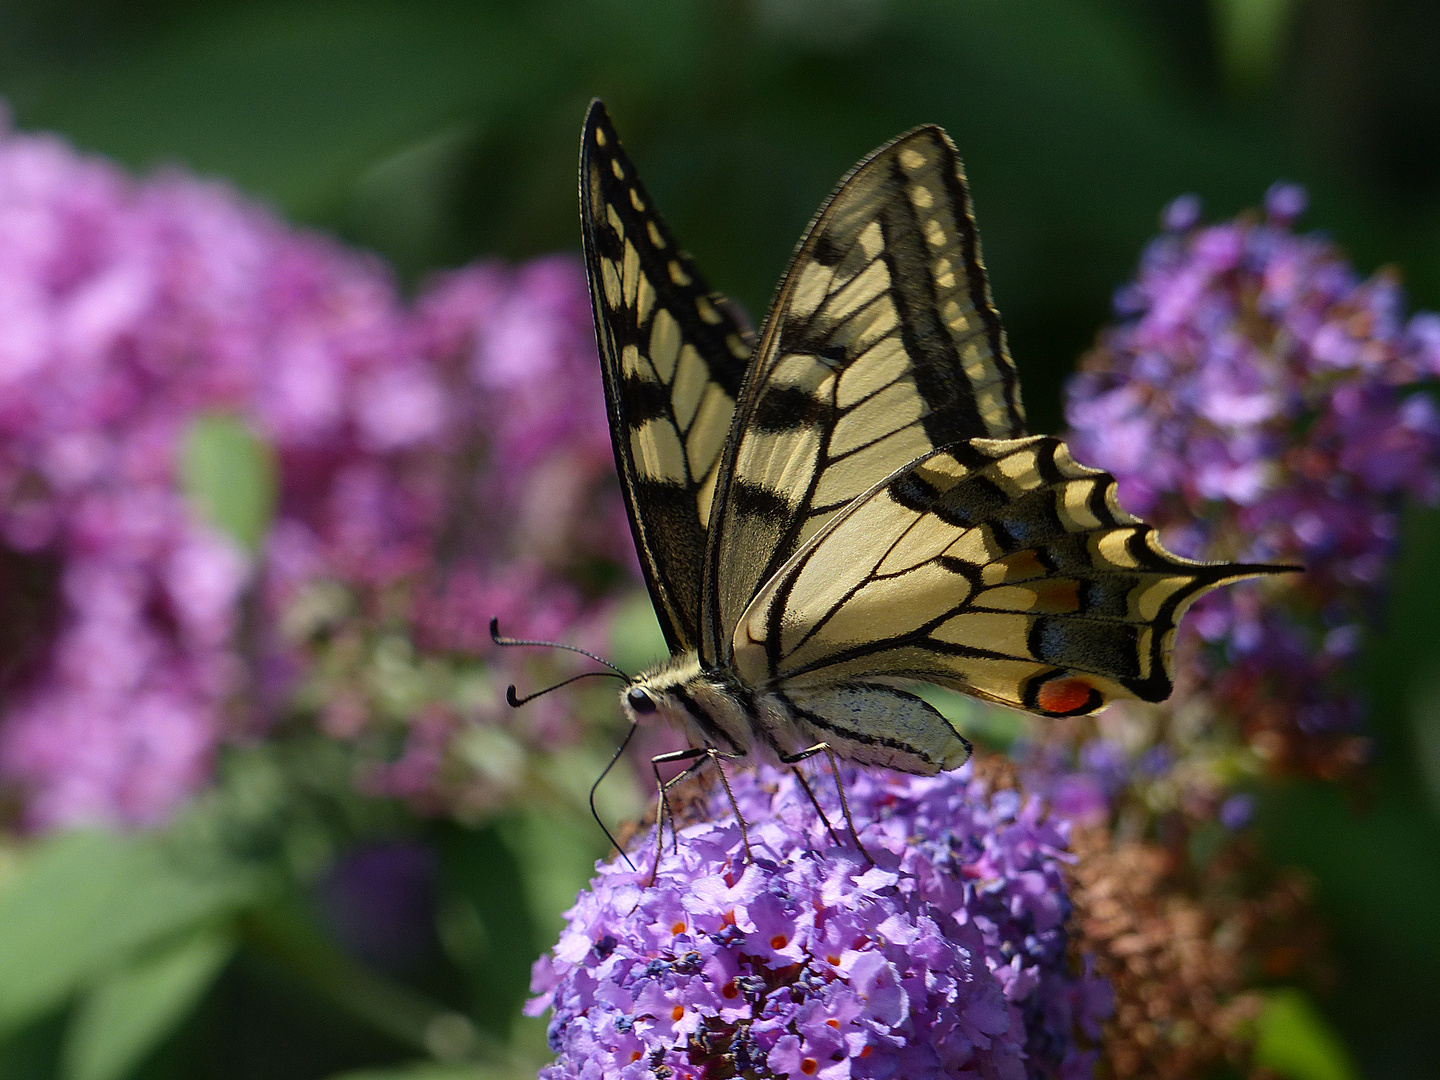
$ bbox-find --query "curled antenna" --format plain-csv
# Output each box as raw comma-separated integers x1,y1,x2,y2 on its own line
592,722,639,870
489,617,628,676
490,616,638,866
504,669,627,707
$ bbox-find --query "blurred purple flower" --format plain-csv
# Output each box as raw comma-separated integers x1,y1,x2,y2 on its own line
0,112,626,828
529,764,1109,1080
0,118,369,827
1264,182,1308,225
1218,794,1255,831
1066,187,1440,778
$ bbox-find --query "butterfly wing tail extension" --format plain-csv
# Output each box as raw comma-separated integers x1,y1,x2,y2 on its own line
988,442,1300,716
911,437,1298,716
1020,558,1298,716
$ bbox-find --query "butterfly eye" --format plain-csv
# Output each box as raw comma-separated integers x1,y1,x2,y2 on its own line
626,688,658,715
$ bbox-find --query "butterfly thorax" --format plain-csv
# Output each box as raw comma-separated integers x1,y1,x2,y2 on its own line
621,652,778,762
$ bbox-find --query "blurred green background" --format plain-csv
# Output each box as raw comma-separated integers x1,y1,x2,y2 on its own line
1,1,1439,1078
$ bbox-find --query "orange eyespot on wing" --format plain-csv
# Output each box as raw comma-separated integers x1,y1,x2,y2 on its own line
1034,676,1100,716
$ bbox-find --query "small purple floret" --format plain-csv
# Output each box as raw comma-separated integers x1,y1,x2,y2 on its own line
1264,182,1308,224
1218,794,1256,831
1162,194,1203,232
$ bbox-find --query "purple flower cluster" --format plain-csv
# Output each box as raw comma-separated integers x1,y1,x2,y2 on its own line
528,764,1109,1080
0,117,348,827
272,255,627,815
0,112,624,828
1065,184,1440,775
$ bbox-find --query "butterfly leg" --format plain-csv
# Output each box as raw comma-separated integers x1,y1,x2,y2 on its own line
788,767,844,850
779,743,874,865
706,748,754,865
648,747,713,886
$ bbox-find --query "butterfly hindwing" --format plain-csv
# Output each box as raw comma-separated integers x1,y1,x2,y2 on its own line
733,438,1265,718
702,125,1025,661
581,100,754,651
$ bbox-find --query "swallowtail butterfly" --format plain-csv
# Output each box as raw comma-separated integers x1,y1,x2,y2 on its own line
576,100,1283,845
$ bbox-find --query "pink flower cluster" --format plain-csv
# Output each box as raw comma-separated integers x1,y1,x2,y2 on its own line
0,112,623,828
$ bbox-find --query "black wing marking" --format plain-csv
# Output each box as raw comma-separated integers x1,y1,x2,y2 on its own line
580,100,753,652
734,438,1288,716
701,125,1024,662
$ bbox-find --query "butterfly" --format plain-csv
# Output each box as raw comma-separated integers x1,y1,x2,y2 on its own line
575,99,1283,859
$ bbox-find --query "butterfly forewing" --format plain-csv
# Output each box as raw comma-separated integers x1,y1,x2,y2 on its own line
581,101,754,650
733,438,1269,717
702,126,1025,662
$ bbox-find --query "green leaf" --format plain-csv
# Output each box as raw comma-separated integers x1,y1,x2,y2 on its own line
345,122,480,279
436,822,541,1035
24,3,539,221
180,413,277,552
498,810,607,942
1253,989,1359,1080
240,901,473,1058
1407,663,1440,822
0,831,257,1035
0,1010,67,1080
61,928,233,1080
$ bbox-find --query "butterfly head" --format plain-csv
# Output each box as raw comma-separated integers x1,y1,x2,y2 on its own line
618,653,704,727
619,653,753,757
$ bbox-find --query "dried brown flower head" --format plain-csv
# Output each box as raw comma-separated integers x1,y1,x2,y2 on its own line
1067,824,1327,1079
